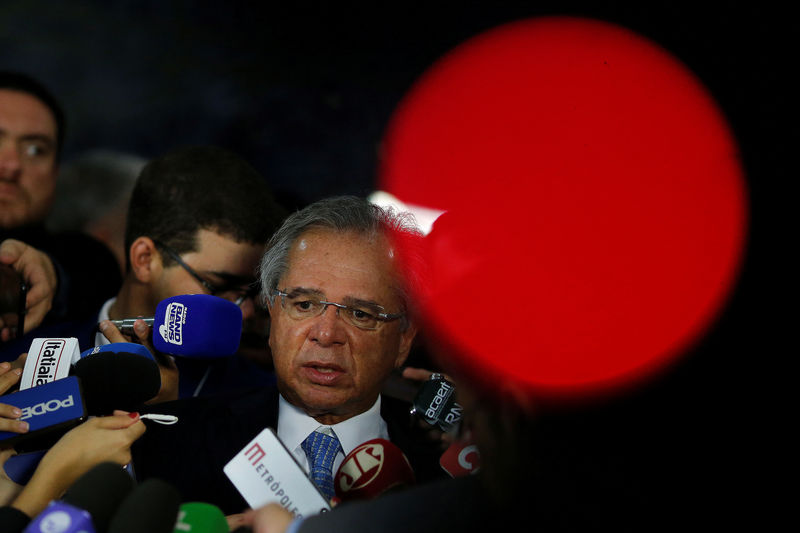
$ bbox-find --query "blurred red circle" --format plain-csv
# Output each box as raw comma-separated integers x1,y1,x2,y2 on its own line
380,17,748,398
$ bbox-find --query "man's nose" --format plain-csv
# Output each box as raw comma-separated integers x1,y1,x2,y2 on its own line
0,142,22,180
308,304,347,346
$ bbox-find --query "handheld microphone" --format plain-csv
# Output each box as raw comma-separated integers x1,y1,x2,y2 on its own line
107,478,182,533
1,352,159,452
79,342,155,363
22,461,133,533
62,462,136,532
19,338,81,390
439,438,481,478
224,428,331,517
71,351,161,415
409,373,463,433
0,376,87,452
109,294,242,358
172,502,229,533
334,438,415,503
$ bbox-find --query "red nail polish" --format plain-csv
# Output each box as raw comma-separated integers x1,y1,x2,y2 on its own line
129,412,140,419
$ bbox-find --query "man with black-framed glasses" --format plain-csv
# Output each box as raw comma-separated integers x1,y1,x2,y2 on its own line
96,145,287,400
1,145,288,399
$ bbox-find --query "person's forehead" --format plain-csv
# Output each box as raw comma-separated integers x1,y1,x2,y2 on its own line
185,228,264,273
0,89,57,135
283,228,400,303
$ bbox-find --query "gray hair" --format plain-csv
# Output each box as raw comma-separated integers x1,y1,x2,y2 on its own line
258,196,422,328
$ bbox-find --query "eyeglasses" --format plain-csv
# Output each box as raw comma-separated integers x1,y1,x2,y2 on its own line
154,240,259,307
273,288,404,331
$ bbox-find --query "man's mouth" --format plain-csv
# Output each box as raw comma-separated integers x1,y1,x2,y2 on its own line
301,362,345,385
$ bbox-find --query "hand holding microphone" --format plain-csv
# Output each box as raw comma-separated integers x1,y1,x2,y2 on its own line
107,294,243,358
98,320,179,405
1,360,26,437
0,240,57,341
11,413,144,521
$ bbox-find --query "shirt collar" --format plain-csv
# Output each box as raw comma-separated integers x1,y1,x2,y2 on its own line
277,394,388,458
94,297,116,347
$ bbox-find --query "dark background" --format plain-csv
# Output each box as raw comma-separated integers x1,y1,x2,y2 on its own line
3,1,782,521
1,2,782,210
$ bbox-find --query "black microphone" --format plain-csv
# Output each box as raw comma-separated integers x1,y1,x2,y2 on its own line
107,478,181,533
1,352,160,454
384,372,463,433
71,351,161,416
61,462,136,532
22,462,134,533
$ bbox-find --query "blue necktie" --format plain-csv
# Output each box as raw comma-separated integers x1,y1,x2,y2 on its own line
301,430,341,500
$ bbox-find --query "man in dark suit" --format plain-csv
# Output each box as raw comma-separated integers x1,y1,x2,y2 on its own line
132,196,441,514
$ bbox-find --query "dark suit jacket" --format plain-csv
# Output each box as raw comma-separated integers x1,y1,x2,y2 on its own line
132,386,445,515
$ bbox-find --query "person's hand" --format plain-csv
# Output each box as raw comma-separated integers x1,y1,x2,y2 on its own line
0,360,27,438
237,503,295,533
98,319,179,404
0,239,57,340
11,410,146,517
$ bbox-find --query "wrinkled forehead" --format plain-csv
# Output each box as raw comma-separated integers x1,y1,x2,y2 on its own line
283,228,404,307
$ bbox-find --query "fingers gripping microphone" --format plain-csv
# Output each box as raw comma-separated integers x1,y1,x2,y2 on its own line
109,294,243,358
334,439,415,503
0,352,160,452
0,376,86,452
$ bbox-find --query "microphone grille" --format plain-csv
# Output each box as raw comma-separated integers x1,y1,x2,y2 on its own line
107,478,181,533
62,462,135,532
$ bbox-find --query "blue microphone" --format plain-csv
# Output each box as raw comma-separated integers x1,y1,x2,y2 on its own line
109,294,243,358
0,376,87,452
79,342,155,363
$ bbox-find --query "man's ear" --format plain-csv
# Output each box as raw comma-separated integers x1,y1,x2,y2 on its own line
394,322,418,369
128,236,161,283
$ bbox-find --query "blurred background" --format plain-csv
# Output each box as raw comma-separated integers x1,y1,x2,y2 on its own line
1,2,780,210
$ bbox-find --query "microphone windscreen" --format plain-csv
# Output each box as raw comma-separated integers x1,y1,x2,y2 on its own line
71,352,161,415
173,502,229,533
80,342,155,363
108,478,181,533
62,462,135,533
152,294,242,358
334,438,415,502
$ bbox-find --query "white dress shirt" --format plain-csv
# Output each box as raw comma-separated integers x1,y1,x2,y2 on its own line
277,394,389,475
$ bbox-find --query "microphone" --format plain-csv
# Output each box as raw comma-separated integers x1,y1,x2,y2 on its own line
1,352,159,452
109,294,242,358
223,428,330,517
439,438,482,478
79,342,155,363
107,478,182,533
408,373,463,433
334,438,415,503
0,376,87,452
23,461,134,533
71,351,161,415
19,338,81,390
172,502,229,533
